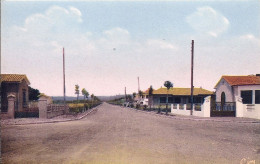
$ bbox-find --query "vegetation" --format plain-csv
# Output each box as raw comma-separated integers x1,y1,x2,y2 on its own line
164,81,173,115
69,86,101,114
133,92,136,99
75,84,80,102
29,86,40,101
68,99,101,114
82,88,89,102
148,85,153,110
138,90,143,98
107,97,124,106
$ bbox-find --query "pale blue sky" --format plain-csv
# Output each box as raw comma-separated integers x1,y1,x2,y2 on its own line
2,1,260,96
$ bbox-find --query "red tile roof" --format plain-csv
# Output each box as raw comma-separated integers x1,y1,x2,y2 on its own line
1,74,30,85
215,75,260,88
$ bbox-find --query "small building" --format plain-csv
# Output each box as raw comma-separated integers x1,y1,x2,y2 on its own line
1,74,30,112
214,74,260,119
144,87,213,106
214,75,260,106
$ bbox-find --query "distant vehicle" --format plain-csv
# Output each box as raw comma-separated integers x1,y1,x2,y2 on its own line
138,98,148,106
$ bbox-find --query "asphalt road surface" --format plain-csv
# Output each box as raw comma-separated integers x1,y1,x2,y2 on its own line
1,103,260,164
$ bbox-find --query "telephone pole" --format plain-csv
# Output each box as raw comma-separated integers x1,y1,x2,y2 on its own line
190,40,194,115
125,87,127,102
138,76,140,92
63,48,66,109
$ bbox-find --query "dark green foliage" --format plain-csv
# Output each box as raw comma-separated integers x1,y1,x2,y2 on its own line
164,81,173,115
29,86,40,101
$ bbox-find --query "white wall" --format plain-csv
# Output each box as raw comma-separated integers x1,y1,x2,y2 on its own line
237,85,260,104
236,96,260,119
243,104,260,119
171,96,211,117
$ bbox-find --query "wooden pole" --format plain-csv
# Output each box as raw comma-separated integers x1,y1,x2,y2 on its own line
191,40,194,115
138,76,140,93
125,87,127,102
63,48,66,109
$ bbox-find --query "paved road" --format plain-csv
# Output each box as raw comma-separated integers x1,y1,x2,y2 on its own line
1,103,259,164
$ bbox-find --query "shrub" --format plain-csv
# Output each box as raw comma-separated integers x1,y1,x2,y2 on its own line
130,103,134,108
69,103,85,113
84,103,89,110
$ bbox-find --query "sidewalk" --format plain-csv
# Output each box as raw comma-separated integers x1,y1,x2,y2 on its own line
1,106,99,126
124,106,260,124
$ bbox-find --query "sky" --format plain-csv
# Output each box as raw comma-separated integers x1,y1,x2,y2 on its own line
1,0,260,96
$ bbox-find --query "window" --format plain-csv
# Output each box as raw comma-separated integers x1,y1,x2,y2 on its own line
175,97,181,103
194,97,202,103
160,97,166,103
168,97,173,103
241,90,252,104
255,90,260,104
221,92,226,105
23,89,27,107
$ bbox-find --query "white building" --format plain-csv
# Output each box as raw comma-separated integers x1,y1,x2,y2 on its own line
214,75,260,119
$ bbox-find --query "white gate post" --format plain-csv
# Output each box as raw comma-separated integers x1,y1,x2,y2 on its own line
38,95,48,119
203,96,211,117
7,94,16,119
236,96,244,117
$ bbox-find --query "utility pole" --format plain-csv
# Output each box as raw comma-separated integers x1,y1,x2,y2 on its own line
63,48,66,109
138,76,140,93
190,40,194,115
125,87,127,102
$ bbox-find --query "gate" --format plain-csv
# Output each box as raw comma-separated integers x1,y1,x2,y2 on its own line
15,101,39,118
211,102,236,117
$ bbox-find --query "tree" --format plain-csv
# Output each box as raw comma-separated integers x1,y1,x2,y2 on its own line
164,81,173,115
75,84,80,102
94,96,100,102
148,85,153,110
91,94,94,105
81,88,89,102
138,90,143,98
138,90,143,106
133,92,136,99
29,86,40,101
127,95,132,102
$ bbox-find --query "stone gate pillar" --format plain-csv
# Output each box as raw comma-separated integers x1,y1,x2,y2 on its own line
7,94,16,119
203,96,211,117
38,95,48,119
236,96,244,117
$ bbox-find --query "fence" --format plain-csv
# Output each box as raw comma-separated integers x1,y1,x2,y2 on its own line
38,96,69,119
46,104,69,119
214,102,236,111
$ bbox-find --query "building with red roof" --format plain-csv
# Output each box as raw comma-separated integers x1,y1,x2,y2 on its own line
214,75,260,105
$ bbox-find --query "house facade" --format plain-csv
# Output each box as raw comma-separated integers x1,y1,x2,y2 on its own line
1,74,30,112
215,75,260,105
214,75,260,119
143,87,213,107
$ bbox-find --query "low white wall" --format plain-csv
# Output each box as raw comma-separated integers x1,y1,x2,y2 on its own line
243,104,260,119
171,96,211,117
236,96,260,119
171,104,191,115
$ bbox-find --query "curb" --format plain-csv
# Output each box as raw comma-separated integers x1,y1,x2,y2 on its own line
3,106,99,126
121,106,260,124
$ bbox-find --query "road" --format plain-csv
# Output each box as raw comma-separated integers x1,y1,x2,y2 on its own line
1,103,260,164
